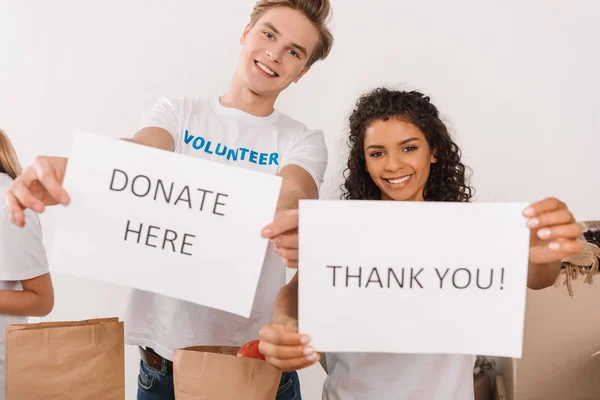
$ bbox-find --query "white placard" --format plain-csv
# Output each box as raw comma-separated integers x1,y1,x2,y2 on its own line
298,200,530,358
50,131,282,317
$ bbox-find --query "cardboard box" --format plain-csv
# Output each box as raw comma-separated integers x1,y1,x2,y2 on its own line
501,280,600,400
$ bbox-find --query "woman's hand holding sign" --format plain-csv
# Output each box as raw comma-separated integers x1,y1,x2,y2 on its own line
525,197,583,262
524,197,583,289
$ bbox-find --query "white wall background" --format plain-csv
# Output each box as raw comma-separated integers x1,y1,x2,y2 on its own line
1,0,598,399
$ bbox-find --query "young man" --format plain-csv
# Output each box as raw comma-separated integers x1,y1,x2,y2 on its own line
4,1,334,398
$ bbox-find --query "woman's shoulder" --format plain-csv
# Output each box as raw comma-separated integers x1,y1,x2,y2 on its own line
0,172,13,186
0,173,13,210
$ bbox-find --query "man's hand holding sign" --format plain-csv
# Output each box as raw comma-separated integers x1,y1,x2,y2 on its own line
4,127,176,225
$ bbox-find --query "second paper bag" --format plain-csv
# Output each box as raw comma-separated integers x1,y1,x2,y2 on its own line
173,346,282,400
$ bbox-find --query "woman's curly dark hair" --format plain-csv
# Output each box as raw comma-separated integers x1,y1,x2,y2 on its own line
341,87,474,202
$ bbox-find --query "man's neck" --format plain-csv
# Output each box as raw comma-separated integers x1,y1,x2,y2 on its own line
219,74,278,117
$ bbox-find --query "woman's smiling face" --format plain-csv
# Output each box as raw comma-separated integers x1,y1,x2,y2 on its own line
363,118,436,202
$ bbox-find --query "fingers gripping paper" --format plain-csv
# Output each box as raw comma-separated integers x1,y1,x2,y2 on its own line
5,318,125,399
173,346,282,400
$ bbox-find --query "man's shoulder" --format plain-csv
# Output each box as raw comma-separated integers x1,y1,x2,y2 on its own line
275,111,323,139
145,96,214,122
156,95,209,108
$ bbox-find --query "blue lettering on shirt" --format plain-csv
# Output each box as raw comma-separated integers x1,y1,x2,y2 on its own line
183,130,279,166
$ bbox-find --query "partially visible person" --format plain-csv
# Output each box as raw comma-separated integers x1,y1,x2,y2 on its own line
258,88,584,400
3,0,334,398
0,129,54,399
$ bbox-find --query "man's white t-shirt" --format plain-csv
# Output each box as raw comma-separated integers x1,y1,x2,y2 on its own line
323,352,475,400
124,96,328,361
0,173,50,399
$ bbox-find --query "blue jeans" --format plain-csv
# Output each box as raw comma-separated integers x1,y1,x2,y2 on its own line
137,358,301,400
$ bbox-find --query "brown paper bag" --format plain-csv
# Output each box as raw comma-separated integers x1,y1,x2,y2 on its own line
5,317,125,400
173,346,282,400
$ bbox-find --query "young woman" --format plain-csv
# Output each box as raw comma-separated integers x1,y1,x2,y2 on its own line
258,88,583,399
0,129,54,397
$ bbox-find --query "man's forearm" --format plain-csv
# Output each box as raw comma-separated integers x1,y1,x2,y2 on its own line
276,189,311,212
120,127,175,151
0,290,53,317
275,165,319,211
273,273,299,322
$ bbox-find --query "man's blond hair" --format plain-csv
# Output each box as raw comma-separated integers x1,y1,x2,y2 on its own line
0,129,22,180
249,0,333,67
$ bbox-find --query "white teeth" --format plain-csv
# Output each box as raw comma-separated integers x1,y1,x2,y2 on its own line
256,61,276,76
387,175,411,184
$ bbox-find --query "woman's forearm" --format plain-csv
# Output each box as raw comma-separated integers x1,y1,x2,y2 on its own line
0,273,54,317
0,289,53,316
273,272,299,322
